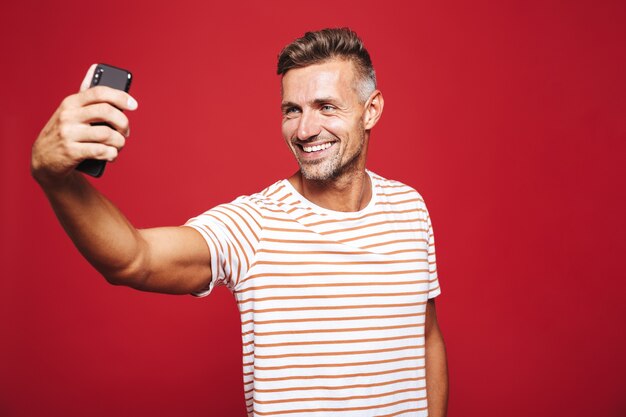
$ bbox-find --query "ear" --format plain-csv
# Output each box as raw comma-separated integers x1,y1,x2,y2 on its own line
363,90,384,130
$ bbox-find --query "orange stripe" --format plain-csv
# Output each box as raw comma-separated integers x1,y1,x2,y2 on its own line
251,251,421,268
261,237,344,244
264,215,301,223
240,268,430,285
257,248,368,255
241,311,424,326
249,333,424,349
264,226,317,233
262,222,426,236
253,344,424,359
295,211,316,221
239,300,426,316
252,395,427,415
259,206,291,214
384,248,428,255
387,197,423,205
361,238,428,249
248,341,428,358
375,183,411,189
253,376,425,393
253,354,425,371
374,406,429,417
253,365,425,382
304,208,426,227
253,258,424,265
237,279,430,295
256,248,427,256
254,386,425,405
338,228,427,244
264,184,286,199
251,322,424,337
379,189,415,197
318,218,422,235
238,290,430,305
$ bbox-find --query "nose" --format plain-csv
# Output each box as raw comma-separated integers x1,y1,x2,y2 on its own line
296,109,321,141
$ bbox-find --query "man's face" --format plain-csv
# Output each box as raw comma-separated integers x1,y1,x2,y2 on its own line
281,59,369,181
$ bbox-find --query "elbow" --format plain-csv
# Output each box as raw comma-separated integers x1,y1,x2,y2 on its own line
102,271,131,287
100,251,150,289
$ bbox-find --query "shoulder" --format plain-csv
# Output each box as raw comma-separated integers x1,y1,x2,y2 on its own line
370,171,427,206
194,180,295,226
239,179,297,213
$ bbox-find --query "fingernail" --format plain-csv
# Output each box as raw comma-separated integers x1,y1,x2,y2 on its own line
127,96,138,110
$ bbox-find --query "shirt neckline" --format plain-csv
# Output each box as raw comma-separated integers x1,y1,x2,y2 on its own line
280,170,378,218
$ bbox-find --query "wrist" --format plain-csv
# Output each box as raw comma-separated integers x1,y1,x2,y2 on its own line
32,166,83,194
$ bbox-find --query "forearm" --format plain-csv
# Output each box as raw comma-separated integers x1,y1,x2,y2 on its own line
39,171,147,285
425,327,449,417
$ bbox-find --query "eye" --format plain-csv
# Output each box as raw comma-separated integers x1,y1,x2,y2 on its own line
320,104,335,113
283,107,300,118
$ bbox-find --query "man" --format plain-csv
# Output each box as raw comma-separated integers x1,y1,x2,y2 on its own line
31,28,448,416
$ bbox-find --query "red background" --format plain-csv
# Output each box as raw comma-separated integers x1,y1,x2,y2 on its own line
1,1,625,416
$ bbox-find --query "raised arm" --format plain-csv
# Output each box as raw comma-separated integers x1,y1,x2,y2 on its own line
31,65,211,294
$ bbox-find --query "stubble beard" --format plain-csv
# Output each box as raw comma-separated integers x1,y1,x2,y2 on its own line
296,131,366,182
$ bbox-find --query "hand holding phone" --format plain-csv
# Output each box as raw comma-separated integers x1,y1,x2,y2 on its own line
76,63,133,177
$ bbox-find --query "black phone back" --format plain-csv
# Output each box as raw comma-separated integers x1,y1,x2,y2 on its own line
76,63,132,177
91,63,132,90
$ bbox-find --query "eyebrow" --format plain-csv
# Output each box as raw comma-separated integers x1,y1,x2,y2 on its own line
281,101,300,112
281,97,340,111
312,97,340,106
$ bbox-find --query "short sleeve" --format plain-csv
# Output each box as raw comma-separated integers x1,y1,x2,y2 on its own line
183,198,263,297
426,210,441,299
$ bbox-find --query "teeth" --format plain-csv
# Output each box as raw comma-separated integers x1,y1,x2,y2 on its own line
302,142,333,153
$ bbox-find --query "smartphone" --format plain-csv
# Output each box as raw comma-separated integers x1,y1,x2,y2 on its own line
76,63,133,177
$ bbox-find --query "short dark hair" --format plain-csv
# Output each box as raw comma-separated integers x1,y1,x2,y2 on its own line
277,28,377,101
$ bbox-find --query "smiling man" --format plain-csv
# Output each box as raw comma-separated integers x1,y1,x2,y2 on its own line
31,28,448,416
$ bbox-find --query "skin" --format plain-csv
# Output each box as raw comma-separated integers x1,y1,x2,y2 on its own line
425,298,449,416
32,59,448,414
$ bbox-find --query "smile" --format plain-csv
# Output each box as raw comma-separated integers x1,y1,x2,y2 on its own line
301,142,334,153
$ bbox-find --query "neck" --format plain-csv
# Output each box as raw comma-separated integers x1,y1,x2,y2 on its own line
288,169,372,212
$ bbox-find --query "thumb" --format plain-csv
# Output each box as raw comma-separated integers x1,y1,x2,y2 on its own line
79,64,97,92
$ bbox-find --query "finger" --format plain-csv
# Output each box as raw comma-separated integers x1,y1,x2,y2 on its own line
77,103,130,136
77,85,138,111
80,64,97,92
74,124,127,150
76,143,119,162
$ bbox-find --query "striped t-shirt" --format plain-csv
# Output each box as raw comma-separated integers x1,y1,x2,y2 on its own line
185,171,441,417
